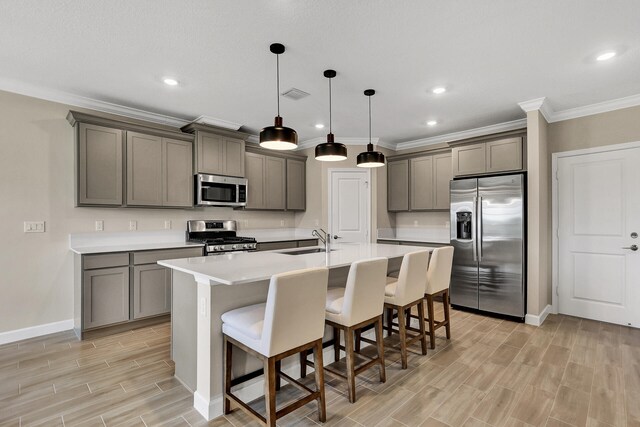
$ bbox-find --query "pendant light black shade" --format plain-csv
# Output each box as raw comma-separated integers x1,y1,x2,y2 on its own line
260,43,298,150
357,89,385,168
315,70,347,161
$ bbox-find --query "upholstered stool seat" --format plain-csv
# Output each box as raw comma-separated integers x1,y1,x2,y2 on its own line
222,267,329,427
423,246,454,349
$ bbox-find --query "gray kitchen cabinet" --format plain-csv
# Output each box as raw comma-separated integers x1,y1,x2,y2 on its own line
163,138,193,207
245,152,266,209
265,156,286,210
77,123,123,206
433,153,452,209
195,132,245,177
452,137,523,176
132,264,171,319
82,266,129,330
127,132,163,206
223,137,246,177
410,156,434,210
387,160,409,211
286,158,306,211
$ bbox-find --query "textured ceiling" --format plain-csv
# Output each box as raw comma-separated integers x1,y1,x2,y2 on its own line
1,0,639,144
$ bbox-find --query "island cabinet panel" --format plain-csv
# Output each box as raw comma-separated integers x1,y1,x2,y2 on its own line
433,153,453,209
83,267,129,329
245,152,266,209
127,132,163,206
486,137,523,173
410,156,434,210
452,143,486,176
196,132,246,177
387,159,409,211
132,265,171,319
265,156,286,210
77,123,123,206
286,158,306,211
163,138,193,207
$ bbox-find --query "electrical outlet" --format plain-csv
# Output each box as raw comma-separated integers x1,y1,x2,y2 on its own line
413,220,419,227
129,220,137,231
95,220,104,231
24,221,45,233
164,220,171,230
280,220,285,227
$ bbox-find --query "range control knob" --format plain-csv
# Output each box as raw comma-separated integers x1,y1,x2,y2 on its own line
215,246,221,251
243,244,249,249
232,244,238,250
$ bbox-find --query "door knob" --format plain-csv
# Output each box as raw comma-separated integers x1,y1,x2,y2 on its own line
333,235,342,239
622,244,638,251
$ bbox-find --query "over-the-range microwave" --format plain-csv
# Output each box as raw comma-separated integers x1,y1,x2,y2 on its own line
195,173,247,207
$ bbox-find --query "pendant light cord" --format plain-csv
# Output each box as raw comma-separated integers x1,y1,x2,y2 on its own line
368,96,372,146
276,54,280,117
329,77,332,134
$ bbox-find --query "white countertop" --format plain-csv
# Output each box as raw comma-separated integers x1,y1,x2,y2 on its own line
69,230,204,254
158,242,436,285
70,241,204,255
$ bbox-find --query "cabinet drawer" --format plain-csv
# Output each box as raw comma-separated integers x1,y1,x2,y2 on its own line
83,253,129,270
297,239,318,248
133,247,203,265
256,241,297,251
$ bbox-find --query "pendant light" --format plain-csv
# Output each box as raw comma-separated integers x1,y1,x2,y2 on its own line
259,43,298,150
357,89,385,168
315,70,347,161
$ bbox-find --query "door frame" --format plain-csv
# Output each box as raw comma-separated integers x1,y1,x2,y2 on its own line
552,140,640,315
327,168,372,243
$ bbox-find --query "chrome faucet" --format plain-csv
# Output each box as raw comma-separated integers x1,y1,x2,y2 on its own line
312,229,330,250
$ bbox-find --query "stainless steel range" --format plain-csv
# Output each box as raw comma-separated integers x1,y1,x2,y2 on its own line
186,220,257,255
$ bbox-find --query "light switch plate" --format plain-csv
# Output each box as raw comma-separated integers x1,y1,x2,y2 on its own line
164,220,171,230
129,220,137,231
24,221,45,233
95,220,104,231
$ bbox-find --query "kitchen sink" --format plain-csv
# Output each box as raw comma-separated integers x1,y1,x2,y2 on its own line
280,248,336,255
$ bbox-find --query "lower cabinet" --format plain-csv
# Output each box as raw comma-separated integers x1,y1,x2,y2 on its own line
132,264,171,319
256,239,319,251
82,267,129,329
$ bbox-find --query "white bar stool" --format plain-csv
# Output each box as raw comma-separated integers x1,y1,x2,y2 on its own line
222,267,329,427
302,257,388,403
423,246,454,348
384,250,429,369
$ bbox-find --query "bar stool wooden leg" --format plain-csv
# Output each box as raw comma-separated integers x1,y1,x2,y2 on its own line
386,307,393,336
374,316,386,383
355,330,361,352
313,339,327,422
344,327,356,403
275,360,282,391
224,336,232,415
444,290,451,339
426,294,436,349
333,327,340,362
299,351,307,378
397,307,408,369
264,357,277,427
417,300,428,355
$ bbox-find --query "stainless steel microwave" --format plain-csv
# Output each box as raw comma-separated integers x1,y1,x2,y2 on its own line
195,174,247,207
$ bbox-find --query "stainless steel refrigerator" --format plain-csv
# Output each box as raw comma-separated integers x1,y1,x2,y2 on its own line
449,173,526,319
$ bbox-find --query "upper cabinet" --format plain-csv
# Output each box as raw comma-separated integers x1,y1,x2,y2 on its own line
452,137,523,177
181,123,249,178
388,152,452,212
244,147,306,211
68,111,194,209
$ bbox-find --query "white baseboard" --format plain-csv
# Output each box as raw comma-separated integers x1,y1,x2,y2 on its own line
525,304,552,327
194,391,223,421
0,319,74,345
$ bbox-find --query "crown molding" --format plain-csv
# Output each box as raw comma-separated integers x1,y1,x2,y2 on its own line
518,97,553,122
550,93,640,122
296,136,394,151
192,115,242,131
246,134,259,144
395,119,527,151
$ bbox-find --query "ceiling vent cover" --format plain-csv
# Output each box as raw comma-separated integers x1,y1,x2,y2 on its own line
281,88,310,100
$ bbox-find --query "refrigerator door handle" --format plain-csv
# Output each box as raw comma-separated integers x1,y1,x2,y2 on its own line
472,196,478,261
477,196,483,261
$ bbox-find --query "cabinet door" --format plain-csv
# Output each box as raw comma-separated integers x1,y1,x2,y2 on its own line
433,153,453,209
77,123,123,206
387,160,409,211
132,265,171,319
127,132,163,206
410,156,434,210
163,138,193,207
245,152,266,209
452,143,486,176
223,137,245,177
486,137,523,173
265,156,286,210
286,158,306,211
196,132,224,174
83,267,129,329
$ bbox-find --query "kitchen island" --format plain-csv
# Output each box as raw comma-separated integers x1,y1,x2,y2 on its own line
159,242,436,420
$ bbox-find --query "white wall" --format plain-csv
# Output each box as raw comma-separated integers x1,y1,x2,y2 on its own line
0,90,296,334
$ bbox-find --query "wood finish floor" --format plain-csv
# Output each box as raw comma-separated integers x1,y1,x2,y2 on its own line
1,309,639,427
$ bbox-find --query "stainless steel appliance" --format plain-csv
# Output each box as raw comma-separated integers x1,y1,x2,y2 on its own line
186,220,257,255
195,174,247,207
449,173,526,319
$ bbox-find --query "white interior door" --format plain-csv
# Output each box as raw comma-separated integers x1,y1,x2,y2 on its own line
557,146,640,327
329,169,370,243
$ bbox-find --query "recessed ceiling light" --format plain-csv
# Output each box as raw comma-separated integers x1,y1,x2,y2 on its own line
427,120,438,126
315,123,325,129
163,77,179,86
432,87,446,94
596,51,616,61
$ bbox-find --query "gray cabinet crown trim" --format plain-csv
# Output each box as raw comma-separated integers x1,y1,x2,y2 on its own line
180,122,251,141
244,143,308,160
446,129,526,148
